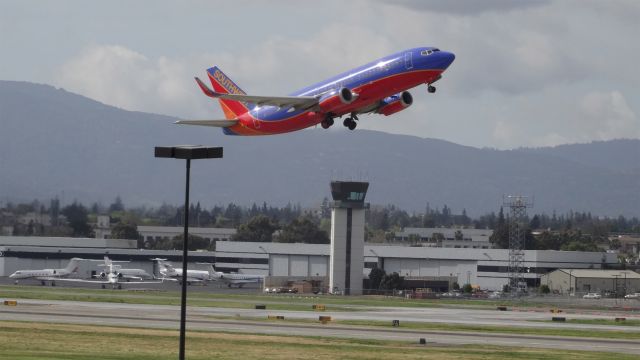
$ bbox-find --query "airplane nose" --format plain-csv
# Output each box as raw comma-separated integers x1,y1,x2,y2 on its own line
441,51,455,68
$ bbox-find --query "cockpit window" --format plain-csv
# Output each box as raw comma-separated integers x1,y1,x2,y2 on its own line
421,48,441,56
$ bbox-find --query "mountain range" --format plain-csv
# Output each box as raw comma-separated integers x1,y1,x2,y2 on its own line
1,81,638,217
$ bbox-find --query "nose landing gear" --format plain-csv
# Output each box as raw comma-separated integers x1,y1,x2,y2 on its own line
428,85,436,93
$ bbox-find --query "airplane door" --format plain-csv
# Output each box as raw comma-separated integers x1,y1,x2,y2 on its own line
404,51,413,69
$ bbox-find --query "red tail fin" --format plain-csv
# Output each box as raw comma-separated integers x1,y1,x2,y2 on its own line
206,67,252,119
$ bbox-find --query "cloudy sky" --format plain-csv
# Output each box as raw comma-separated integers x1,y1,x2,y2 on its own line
1,0,638,149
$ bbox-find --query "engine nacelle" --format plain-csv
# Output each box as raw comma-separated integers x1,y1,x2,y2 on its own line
318,87,356,112
99,272,107,279
337,87,355,104
377,91,413,116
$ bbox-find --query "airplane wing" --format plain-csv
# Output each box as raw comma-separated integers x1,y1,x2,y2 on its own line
195,77,318,110
174,119,238,128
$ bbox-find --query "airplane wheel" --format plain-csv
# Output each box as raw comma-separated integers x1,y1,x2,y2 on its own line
428,85,436,93
118,284,122,290
51,281,56,287
343,118,352,127
321,117,334,129
101,284,106,289
348,121,357,131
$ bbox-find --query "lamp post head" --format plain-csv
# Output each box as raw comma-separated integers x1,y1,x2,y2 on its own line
155,145,223,160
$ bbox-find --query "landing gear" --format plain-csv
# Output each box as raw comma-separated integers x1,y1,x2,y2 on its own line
428,85,436,93
343,117,357,131
51,281,56,287
321,115,334,129
41,280,46,286
101,284,106,289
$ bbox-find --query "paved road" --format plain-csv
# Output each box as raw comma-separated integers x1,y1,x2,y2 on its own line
2,299,639,354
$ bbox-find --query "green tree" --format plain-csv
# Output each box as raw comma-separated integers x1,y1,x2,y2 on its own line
462,283,473,294
368,267,386,290
452,281,460,291
454,230,464,241
111,221,139,239
379,272,404,290
277,216,329,244
539,284,550,294
232,215,279,242
62,202,92,237
490,207,510,249
109,196,125,213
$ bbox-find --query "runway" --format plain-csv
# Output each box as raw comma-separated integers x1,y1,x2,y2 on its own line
2,299,639,354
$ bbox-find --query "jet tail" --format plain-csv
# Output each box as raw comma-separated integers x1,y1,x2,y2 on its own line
203,66,254,119
65,258,82,274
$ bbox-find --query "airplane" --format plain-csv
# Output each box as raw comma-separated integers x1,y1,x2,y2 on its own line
9,258,83,286
176,46,455,135
44,257,160,289
153,259,212,285
209,266,264,288
93,256,153,281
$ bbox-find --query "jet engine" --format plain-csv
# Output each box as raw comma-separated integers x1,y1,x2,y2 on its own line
319,87,356,112
376,91,413,116
337,87,355,104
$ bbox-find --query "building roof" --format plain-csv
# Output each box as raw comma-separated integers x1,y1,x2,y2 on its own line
555,269,640,279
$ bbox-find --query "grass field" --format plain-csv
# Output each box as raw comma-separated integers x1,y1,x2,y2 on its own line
0,321,636,360
0,285,552,310
204,314,640,340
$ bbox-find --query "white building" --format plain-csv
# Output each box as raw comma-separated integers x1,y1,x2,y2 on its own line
394,227,493,249
137,226,236,246
215,241,617,291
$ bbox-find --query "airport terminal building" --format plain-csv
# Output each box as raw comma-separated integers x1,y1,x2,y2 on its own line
0,236,618,291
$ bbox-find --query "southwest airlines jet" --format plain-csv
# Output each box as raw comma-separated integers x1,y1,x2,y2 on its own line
177,47,454,135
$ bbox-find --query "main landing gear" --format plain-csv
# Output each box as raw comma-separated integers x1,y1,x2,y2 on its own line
428,85,436,93
321,113,358,131
343,114,358,131
321,115,334,129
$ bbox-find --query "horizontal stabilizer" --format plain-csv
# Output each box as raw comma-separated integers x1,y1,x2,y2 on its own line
175,119,238,128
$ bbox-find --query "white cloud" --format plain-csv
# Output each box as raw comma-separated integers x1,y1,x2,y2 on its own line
577,91,639,141
55,44,212,118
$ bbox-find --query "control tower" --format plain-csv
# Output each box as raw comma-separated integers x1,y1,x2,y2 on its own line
329,181,369,295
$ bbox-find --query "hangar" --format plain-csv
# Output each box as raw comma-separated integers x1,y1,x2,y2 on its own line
0,236,619,292
215,241,618,291
540,269,640,295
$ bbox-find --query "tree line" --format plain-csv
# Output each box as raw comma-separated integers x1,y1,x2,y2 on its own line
2,197,638,251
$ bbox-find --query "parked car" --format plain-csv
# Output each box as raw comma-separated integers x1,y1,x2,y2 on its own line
624,293,640,299
583,293,602,299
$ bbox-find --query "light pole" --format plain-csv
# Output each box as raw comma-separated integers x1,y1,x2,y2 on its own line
155,145,223,360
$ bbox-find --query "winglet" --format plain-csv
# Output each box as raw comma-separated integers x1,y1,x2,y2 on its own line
195,77,218,98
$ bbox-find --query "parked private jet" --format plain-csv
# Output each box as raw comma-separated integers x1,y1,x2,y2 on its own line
154,259,212,285
209,266,264,288
9,258,83,286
